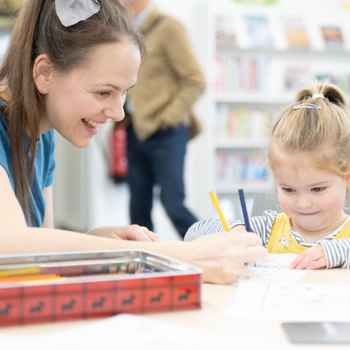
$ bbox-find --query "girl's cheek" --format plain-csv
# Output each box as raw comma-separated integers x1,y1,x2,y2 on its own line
278,195,289,211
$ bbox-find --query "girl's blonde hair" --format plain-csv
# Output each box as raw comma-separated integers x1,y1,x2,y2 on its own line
268,83,350,178
0,0,145,225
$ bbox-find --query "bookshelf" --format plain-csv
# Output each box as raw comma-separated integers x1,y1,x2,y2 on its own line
203,0,350,221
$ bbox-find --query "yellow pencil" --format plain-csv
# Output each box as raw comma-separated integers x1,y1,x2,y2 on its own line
0,267,40,278
209,191,230,232
209,190,250,279
0,274,62,283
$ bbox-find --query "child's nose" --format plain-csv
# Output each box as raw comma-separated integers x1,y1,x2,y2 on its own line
296,195,312,209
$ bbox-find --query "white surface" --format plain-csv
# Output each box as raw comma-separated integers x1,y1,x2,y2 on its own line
0,314,290,350
225,283,350,322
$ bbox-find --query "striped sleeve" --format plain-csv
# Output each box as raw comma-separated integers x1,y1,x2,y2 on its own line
320,239,350,269
184,218,243,242
184,210,278,247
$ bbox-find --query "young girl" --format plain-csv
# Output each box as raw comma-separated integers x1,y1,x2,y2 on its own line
185,83,350,270
0,0,267,284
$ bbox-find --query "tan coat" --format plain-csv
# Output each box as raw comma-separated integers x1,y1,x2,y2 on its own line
129,7,206,142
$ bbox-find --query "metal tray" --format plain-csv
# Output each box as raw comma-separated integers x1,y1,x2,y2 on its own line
0,250,202,326
0,249,202,285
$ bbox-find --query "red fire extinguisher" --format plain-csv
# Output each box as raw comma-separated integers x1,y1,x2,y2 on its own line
111,123,128,183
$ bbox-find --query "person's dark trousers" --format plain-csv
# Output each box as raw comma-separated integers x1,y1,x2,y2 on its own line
126,124,198,238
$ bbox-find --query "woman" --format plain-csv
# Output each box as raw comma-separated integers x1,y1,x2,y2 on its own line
0,0,267,284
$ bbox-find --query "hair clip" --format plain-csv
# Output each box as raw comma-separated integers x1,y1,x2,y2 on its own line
55,0,101,27
293,103,321,110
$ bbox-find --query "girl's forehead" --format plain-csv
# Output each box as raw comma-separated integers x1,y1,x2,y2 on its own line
273,163,339,186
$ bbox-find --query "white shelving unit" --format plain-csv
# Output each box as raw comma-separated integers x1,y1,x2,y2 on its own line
202,0,350,221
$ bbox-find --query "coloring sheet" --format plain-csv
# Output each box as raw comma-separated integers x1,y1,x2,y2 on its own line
250,254,298,275
224,283,350,322
235,254,311,285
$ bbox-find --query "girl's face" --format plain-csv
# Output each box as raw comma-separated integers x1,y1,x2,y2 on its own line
274,162,349,241
41,41,141,148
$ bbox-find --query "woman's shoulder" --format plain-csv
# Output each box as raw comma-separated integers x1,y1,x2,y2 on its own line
41,129,54,142
40,130,55,151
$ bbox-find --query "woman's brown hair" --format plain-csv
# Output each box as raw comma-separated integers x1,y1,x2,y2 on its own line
268,82,350,178
0,0,145,225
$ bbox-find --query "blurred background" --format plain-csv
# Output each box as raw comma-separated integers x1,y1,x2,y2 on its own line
0,0,349,240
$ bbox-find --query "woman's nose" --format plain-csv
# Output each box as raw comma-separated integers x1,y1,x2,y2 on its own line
104,100,125,122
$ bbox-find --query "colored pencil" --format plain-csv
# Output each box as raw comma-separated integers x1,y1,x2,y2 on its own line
209,190,230,232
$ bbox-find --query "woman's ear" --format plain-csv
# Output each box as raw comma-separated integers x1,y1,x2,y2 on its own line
33,54,53,94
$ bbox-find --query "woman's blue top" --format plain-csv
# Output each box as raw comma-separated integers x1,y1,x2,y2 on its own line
0,112,56,227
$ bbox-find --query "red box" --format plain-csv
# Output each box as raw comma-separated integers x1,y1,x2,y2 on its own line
0,250,202,327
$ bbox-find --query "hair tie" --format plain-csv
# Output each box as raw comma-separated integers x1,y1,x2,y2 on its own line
312,93,325,99
55,0,101,27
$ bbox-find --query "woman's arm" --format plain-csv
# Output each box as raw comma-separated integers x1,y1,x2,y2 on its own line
42,185,54,229
0,166,268,283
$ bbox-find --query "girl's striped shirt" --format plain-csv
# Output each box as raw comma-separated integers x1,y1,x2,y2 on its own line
184,210,350,269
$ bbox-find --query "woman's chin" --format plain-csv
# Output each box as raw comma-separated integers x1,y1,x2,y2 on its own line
70,137,93,148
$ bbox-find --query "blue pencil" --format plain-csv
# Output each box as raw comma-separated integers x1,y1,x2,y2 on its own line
238,189,251,232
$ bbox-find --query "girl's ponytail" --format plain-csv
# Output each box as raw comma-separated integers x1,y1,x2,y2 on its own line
295,83,347,107
321,84,347,107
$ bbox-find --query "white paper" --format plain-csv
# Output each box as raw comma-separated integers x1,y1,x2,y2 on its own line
235,254,312,285
250,254,298,275
224,283,350,322
0,314,290,350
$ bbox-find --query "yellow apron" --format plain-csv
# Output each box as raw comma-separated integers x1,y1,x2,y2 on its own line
266,213,350,254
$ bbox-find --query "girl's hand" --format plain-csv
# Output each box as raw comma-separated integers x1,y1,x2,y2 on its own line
188,231,268,284
289,244,327,270
87,225,163,242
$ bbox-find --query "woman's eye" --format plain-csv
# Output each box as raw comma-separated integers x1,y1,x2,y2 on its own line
97,91,110,98
282,187,295,193
312,187,326,193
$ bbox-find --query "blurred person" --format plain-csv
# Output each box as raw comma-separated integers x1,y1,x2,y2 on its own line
122,0,206,238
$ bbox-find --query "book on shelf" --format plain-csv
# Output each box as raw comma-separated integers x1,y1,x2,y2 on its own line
214,53,271,94
214,106,270,140
215,15,236,47
321,26,344,50
285,67,311,92
342,0,350,11
315,73,349,94
216,152,269,187
282,16,310,49
234,0,279,4
245,15,273,48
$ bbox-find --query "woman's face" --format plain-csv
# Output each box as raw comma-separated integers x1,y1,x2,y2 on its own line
42,41,140,148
